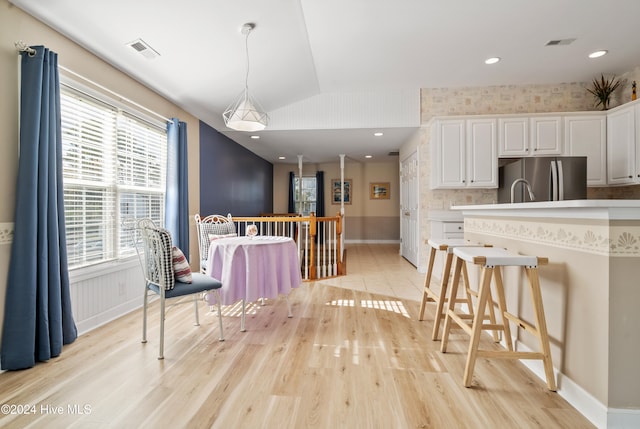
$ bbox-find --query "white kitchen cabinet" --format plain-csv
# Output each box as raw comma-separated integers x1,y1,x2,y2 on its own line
565,115,607,186
429,221,463,280
498,115,563,156
431,118,497,189
637,105,640,183
427,210,463,280
606,104,637,185
431,119,466,188
498,117,529,156
530,116,563,155
467,118,498,187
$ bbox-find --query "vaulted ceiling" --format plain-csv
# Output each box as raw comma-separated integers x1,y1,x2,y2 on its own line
10,0,640,163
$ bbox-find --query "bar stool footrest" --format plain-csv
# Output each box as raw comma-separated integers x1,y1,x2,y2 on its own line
476,350,545,360
503,312,538,334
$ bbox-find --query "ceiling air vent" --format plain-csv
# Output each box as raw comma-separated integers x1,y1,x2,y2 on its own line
545,38,576,46
388,151,400,156
127,38,160,59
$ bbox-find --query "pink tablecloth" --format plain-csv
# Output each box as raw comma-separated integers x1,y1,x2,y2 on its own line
206,236,302,305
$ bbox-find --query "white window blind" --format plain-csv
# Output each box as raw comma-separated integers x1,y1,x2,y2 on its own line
60,86,167,268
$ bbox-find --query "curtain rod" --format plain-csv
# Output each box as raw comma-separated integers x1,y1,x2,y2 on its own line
14,40,36,56
15,40,172,124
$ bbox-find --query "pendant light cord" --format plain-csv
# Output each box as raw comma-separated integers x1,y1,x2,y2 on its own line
243,26,252,92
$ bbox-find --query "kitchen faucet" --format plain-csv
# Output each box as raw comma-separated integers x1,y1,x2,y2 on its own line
510,178,536,203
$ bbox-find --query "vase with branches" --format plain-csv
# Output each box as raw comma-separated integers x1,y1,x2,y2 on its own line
587,74,621,110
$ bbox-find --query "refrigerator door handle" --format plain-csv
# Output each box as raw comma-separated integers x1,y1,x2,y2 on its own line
550,160,559,201
557,160,564,201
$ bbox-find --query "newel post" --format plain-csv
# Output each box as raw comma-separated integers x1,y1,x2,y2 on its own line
336,211,343,275
309,212,317,279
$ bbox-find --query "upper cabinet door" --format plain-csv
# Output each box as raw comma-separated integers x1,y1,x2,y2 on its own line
565,115,607,186
530,116,563,155
431,119,466,188
467,118,498,188
636,105,640,182
498,117,529,156
607,105,636,185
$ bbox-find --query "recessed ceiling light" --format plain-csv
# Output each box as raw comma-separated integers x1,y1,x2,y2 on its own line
278,156,286,160
374,132,383,137
365,155,373,159
588,50,608,59
485,57,501,65
250,135,260,139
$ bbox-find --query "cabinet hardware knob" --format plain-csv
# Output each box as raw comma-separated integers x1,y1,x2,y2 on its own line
629,176,633,178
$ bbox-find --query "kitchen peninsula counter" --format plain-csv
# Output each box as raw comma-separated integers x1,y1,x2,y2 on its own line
451,199,640,428
452,199,640,219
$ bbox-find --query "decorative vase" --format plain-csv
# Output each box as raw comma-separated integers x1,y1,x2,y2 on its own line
246,224,258,238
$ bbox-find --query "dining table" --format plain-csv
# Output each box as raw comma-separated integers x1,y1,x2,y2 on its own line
205,235,302,331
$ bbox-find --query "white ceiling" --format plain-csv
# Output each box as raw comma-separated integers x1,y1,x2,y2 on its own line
10,0,640,164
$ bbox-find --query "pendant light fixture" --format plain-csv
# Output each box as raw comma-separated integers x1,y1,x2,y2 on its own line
223,23,269,132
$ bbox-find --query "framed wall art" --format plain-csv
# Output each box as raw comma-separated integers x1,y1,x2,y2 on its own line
331,179,352,204
370,182,390,200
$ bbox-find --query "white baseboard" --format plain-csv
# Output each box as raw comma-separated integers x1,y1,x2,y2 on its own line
516,340,640,429
344,239,400,244
607,408,640,429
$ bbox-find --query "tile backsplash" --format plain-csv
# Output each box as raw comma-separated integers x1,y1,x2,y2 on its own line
588,185,640,199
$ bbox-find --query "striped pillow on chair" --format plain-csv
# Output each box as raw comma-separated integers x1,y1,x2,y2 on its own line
172,246,192,283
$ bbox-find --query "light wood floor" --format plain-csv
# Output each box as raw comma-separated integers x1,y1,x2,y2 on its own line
0,244,595,428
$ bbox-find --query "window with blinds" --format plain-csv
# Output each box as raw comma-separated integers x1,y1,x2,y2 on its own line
294,176,317,216
60,85,167,268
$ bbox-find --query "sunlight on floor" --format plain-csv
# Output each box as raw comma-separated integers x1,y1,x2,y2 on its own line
205,301,260,317
325,299,410,318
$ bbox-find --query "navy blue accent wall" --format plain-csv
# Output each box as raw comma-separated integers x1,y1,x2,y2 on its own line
199,121,273,216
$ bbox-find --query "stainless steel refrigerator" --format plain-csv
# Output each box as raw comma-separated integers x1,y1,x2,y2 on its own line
498,156,587,203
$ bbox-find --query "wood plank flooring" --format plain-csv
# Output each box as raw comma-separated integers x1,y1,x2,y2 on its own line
0,244,595,428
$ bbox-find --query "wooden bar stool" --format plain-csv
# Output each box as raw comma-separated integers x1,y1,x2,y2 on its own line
418,238,499,341
440,246,556,391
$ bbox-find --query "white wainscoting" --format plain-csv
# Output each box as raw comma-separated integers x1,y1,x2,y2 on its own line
2,222,143,336
69,258,144,335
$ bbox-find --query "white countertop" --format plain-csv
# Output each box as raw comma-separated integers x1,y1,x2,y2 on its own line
451,199,640,220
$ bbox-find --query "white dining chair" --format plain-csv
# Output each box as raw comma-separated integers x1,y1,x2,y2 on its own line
137,219,224,359
194,213,236,273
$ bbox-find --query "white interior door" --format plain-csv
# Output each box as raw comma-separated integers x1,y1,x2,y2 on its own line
400,151,418,266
